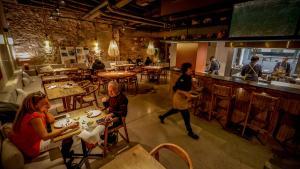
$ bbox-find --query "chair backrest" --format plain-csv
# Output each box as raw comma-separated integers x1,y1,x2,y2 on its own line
78,80,91,88
212,84,232,97
84,84,99,95
248,92,279,133
150,143,193,169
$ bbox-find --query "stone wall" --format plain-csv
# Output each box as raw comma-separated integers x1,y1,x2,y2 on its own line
4,4,162,65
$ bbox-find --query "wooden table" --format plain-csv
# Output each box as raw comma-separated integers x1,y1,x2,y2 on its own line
40,67,79,74
115,64,135,70
100,144,165,169
97,71,137,81
52,106,107,168
142,66,167,83
52,106,107,142
41,75,69,83
44,81,85,111
143,66,166,71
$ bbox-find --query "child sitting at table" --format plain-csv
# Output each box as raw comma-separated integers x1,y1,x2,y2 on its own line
8,91,79,160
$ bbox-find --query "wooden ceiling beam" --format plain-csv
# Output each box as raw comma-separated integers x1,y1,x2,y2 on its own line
82,0,132,21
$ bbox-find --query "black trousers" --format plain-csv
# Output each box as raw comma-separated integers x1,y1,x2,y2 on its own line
161,109,193,133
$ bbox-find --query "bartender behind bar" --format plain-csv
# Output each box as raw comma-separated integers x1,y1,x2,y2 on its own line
273,57,291,77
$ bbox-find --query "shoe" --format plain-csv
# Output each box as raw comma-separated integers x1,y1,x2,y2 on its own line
188,132,199,139
158,115,164,124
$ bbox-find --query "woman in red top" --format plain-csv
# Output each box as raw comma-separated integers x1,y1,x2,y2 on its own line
9,91,79,159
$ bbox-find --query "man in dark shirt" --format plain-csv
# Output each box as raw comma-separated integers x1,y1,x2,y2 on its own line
208,56,220,75
273,57,291,76
159,63,199,139
241,56,262,82
144,57,153,66
92,59,105,75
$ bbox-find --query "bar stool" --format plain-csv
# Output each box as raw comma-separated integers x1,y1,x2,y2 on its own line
209,84,234,128
242,92,279,141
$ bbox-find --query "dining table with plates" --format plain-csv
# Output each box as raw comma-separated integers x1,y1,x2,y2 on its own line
44,81,85,112
51,106,108,168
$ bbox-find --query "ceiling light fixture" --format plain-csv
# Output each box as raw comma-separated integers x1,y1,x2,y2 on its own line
146,41,155,56
108,27,120,64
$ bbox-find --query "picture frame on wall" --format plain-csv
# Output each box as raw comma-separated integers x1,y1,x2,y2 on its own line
66,47,75,57
60,47,77,64
76,47,84,55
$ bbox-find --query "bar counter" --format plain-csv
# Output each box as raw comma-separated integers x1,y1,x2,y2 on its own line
170,69,300,143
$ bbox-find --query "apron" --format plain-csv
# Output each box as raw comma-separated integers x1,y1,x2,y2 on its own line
173,91,189,110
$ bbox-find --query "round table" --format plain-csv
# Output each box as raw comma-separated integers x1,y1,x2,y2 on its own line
97,71,137,80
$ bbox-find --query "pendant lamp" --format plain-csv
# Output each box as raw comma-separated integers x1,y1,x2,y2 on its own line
146,41,155,56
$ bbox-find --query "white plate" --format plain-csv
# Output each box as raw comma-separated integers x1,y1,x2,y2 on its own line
47,85,57,89
54,118,74,128
86,110,102,118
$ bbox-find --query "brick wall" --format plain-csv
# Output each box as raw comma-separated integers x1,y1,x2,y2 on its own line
4,4,162,65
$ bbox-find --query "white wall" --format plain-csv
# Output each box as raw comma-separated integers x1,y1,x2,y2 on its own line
214,42,233,76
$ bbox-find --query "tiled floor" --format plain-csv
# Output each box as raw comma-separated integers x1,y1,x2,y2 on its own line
50,80,273,169
123,82,272,169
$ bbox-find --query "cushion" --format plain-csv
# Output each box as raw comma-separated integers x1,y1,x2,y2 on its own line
16,88,28,105
23,77,31,87
22,71,33,82
40,65,53,72
1,139,24,169
0,102,18,124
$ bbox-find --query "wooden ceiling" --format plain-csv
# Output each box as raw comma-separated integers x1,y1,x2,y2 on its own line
13,0,251,31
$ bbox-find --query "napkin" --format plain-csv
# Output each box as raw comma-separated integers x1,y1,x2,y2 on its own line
77,125,105,144
47,85,57,89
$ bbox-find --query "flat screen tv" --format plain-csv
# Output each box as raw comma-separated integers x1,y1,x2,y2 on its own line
229,0,300,38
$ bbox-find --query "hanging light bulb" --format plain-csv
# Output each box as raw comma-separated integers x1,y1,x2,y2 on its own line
146,41,155,56
108,39,119,57
94,40,100,54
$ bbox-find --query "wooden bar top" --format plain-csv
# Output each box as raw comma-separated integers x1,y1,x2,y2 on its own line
194,72,300,95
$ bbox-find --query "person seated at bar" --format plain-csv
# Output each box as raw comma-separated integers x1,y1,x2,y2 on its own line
8,91,79,160
159,63,199,139
241,55,262,82
144,57,153,66
273,57,291,77
101,81,128,143
208,56,220,75
91,59,105,75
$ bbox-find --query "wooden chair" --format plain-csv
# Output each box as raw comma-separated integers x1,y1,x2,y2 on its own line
209,84,234,128
77,80,91,88
73,84,99,109
242,92,279,141
150,143,193,169
140,69,149,81
160,68,168,81
126,75,138,94
98,117,130,156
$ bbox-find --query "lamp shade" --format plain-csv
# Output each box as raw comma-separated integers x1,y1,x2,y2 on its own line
146,41,155,56
108,39,119,57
